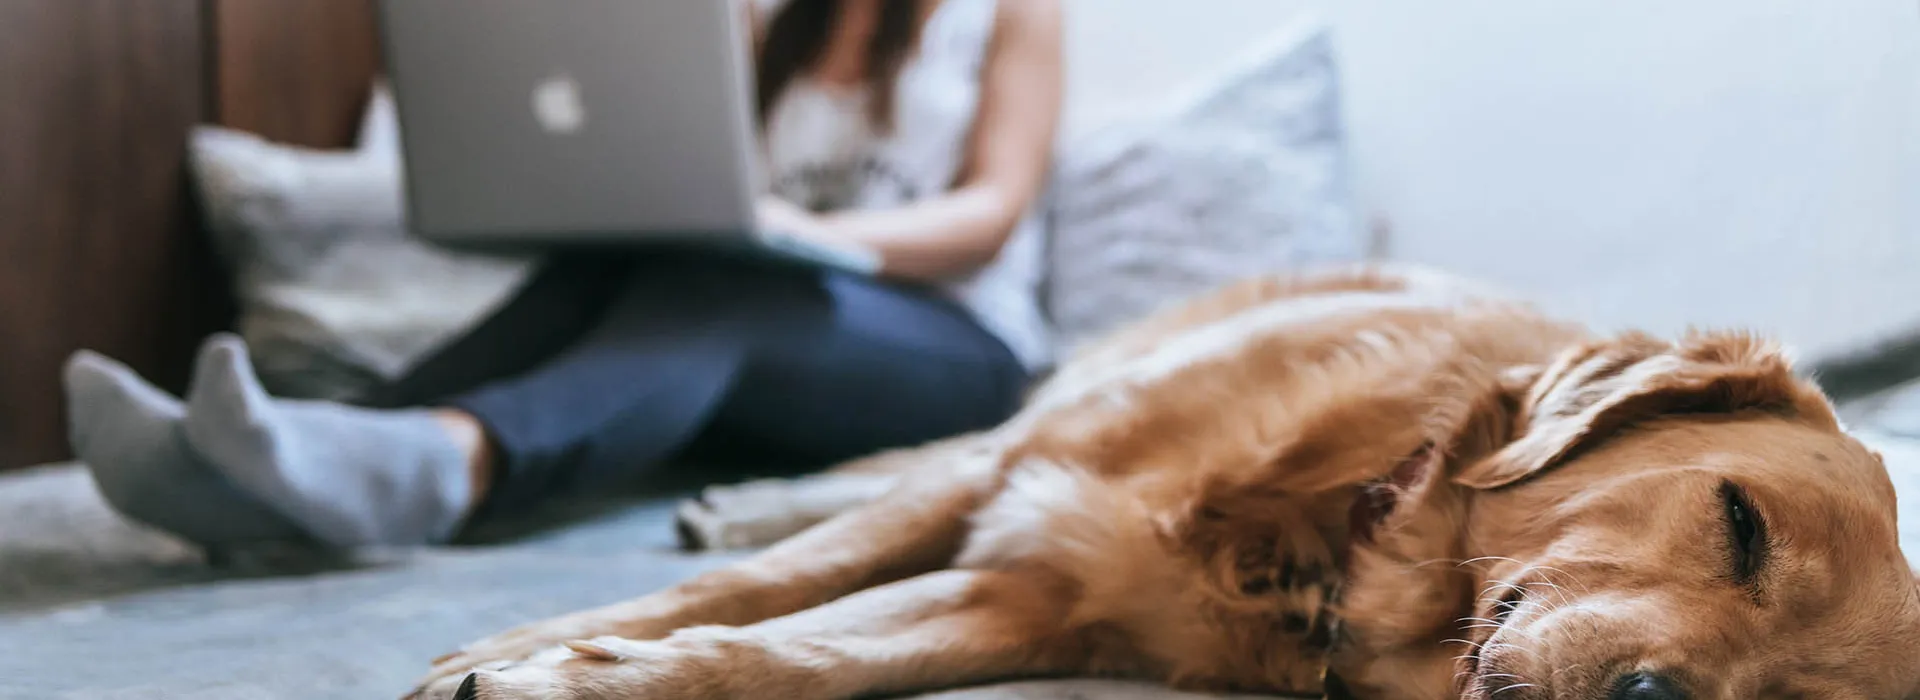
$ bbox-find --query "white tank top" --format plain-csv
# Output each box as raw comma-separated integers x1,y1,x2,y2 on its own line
758,0,1052,369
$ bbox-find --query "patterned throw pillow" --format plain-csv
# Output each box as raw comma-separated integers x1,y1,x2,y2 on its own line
1044,17,1366,352
188,85,539,401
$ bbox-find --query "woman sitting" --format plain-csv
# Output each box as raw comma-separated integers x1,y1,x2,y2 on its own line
63,0,1062,549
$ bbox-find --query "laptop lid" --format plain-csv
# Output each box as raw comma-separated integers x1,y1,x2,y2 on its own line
376,0,764,242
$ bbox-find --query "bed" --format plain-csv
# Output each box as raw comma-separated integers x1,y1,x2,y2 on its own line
4,2,1918,698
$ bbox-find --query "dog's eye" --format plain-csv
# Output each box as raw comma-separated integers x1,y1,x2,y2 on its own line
1720,480,1767,585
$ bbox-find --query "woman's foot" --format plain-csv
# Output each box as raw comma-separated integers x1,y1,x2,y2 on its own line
64,351,309,548
181,335,475,547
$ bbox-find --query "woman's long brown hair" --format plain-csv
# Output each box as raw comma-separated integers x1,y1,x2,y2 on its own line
754,0,925,133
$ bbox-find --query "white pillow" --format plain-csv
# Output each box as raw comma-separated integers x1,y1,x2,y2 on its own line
189,85,539,401
1044,17,1365,352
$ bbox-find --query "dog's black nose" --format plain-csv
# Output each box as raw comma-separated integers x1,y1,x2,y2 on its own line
1610,672,1687,700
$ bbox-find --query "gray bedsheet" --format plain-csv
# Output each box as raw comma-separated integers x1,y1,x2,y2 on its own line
0,465,1260,699
5,389,1919,699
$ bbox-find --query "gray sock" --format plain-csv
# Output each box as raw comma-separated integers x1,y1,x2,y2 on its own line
64,351,308,548
181,335,474,547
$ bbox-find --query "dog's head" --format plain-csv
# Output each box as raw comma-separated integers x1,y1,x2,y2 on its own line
1449,331,1920,700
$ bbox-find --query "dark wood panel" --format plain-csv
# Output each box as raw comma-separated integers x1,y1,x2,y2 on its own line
0,0,223,468
214,0,382,148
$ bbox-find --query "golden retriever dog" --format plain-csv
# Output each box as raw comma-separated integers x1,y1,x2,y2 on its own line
407,265,1920,700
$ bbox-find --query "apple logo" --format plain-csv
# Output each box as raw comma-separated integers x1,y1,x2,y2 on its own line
531,73,587,135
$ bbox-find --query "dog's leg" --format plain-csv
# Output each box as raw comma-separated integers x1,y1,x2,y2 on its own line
437,568,1096,700
407,451,1002,698
675,432,993,552
674,472,900,551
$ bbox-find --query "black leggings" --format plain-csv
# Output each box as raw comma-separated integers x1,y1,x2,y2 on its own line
372,251,1029,521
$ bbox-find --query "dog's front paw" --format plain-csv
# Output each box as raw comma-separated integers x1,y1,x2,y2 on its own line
408,638,666,700
407,648,535,698
409,622,605,698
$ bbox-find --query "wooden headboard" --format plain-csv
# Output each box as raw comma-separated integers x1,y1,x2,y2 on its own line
0,0,384,468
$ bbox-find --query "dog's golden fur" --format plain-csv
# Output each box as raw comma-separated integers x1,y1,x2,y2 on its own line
408,265,1920,700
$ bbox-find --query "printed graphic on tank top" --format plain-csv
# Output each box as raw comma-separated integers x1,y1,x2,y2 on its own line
758,0,1052,369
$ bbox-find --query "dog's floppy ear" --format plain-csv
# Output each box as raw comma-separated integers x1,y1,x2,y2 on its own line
1453,330,1836,489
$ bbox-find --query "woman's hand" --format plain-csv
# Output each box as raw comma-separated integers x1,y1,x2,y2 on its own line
756,196,836,243
756,196,887,275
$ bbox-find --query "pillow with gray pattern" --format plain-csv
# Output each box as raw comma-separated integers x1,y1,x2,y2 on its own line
188,85,538,402
1044,17,1366,354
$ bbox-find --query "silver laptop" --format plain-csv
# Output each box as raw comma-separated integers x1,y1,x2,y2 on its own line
375,0,880,274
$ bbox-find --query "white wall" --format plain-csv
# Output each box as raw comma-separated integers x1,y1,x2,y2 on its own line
1065,1,1920,360
1329,1,1920,359
1060,0,1316,138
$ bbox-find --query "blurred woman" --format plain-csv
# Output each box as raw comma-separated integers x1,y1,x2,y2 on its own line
65,0,1062,549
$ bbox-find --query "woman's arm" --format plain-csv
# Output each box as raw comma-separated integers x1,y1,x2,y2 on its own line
803,0,1064,282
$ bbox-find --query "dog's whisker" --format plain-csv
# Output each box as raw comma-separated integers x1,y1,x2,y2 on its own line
1478,580,1526,604
1459,556,1525,569
1524,579,1567,592
1549,664,1585,682
1521,564,1595,596
1492,682,1540,696
1522,580,1574,611
1480,642,1543,661
1478,577,1522,592
1535,589,1580,617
